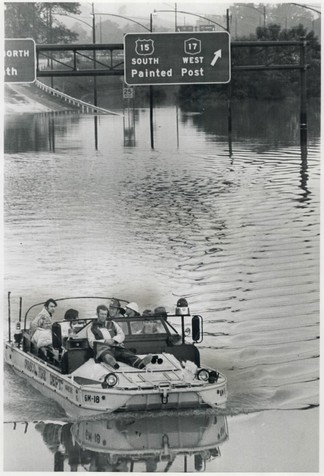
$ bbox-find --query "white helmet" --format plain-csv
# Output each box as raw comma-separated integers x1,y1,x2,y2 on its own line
126,302,139,313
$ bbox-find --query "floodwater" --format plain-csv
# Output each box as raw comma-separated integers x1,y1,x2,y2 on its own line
3,98,320,472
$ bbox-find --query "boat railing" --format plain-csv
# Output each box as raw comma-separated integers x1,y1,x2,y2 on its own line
7,294,203,347
23,296,129,331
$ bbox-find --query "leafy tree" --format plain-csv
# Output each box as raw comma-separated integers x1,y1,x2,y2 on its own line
228,22,320,99
5,2,81,44
230,3,320,39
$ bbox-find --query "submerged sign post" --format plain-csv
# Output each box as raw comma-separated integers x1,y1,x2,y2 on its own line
4,38,36,83
124,32,230,86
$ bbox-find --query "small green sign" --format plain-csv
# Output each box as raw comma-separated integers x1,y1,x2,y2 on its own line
5,38,36,83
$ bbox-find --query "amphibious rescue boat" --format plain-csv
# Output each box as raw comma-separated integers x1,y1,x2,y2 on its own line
5,295,227,415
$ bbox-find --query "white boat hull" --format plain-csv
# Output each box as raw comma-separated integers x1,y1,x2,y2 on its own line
5,342,227,416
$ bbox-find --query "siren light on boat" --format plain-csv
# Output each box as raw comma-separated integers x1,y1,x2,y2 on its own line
14,321,22,346
175,298,190,316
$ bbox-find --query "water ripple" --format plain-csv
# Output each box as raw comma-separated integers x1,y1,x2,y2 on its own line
4,106,320,419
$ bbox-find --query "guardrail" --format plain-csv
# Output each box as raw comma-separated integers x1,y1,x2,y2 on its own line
35,80,120,115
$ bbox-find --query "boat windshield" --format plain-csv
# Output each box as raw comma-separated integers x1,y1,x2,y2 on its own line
129,319,166,335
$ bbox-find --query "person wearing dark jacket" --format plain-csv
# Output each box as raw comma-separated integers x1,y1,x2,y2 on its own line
87,305,152,370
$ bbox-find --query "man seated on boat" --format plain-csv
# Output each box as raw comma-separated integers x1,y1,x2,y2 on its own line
29,298,57,336
154,306,168,321
135,309,164,334
108,298,125,318
87,304,153,370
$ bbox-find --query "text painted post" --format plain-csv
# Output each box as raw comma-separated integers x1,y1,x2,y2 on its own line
124,32,231,86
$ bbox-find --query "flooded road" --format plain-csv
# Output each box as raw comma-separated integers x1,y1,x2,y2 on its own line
3,99,320,471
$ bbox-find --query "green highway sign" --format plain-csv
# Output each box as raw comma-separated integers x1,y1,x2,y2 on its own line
124,32,231,86
4,38,36,83
176,26,194,32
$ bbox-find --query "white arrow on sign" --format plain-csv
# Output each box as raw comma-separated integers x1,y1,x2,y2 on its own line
211,49,222,66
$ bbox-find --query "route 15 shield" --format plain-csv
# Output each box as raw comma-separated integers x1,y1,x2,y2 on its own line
135,39,154,56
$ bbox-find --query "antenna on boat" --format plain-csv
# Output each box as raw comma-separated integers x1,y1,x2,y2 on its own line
13,296,23,348
8,291,11,342
19,297,22,324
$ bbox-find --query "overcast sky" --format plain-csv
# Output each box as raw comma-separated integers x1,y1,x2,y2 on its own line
86,1,231,16
78,0,320,27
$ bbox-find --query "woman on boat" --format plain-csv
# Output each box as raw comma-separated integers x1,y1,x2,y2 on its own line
124,302,140,317
31,318,53,357
60,308,79,338
87,304,153,370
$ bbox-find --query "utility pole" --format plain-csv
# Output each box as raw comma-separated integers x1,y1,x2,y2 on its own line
149,12,154,149
49,4,54,88
92,3,97,108
300,36,307,145
226,7,232,158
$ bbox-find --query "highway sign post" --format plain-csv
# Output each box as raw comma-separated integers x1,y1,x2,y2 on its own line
4,38,36,83
124,32,230,86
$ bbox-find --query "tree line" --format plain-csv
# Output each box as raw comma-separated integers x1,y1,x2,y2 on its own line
178,23,320,105
5,2,81,43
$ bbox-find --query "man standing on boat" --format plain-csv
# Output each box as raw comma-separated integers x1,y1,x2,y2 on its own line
30,298,57,336
87,304,153,370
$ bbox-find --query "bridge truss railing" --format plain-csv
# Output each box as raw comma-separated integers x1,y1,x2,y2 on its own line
36,40,307,76
36,43,124,77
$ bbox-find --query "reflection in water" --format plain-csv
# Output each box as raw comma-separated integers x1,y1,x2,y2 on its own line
4,99,320,155
5,114,48,153
10,412,228,472
49,116,55,152
123,107,136,147
299,141,310,202
94,116,98,151
186,99,319,148
4,112,82,154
